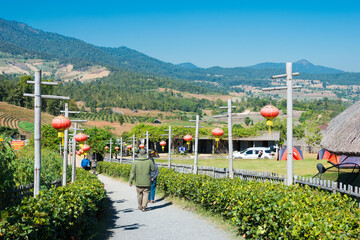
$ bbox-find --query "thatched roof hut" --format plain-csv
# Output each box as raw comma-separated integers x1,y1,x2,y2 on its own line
321,101,360,156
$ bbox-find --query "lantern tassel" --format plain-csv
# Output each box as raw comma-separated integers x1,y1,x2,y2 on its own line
266,120,273,136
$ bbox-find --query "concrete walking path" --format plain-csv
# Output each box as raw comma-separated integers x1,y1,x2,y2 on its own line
96,174,237,240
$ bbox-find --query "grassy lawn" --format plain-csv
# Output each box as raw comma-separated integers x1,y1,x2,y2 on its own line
155,153,334,177
19,121,34,132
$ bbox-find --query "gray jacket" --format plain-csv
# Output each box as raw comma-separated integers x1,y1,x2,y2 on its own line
150,164,159,180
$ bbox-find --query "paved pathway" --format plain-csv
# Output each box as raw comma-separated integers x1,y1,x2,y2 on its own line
95,174,236,240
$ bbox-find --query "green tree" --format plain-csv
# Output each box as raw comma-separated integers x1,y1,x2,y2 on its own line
84,126,115,156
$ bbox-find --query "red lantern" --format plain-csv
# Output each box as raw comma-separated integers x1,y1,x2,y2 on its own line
51,115,71,145
260,104,279,135
79,149,84,155
212,127,224,148
183,134,192,149
75,132,88,143
160,141,166,151
115,146,120,151
105,146,109,150
139,144,145,149
82,144,90,152
51,115,71,132
76,151,81,156
126,145,132,154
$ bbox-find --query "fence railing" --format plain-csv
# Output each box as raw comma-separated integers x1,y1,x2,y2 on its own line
0,179,61,210
104,157,360,204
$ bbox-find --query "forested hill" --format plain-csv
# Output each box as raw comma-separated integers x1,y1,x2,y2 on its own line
247,59,344,74
0,18,359,87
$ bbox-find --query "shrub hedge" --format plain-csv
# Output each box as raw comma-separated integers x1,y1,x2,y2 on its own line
0,169,106,239
97,162,360,239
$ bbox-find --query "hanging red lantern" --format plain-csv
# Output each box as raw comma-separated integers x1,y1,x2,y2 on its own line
76,151,81,156
75,132,87,143
139,144,145,149
79,149,84,155
160,141,166,151
51,115,71,145
183,134,193,149
105,146,109,150
260,104,279,135
127,145,132,154
212,127,224,148
75,132,87,149
115,146,120,151
82,144,90,152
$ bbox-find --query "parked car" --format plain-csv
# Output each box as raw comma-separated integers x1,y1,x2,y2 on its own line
233,147,273,159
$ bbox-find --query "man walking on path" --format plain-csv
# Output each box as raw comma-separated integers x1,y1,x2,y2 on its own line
129,149,155,212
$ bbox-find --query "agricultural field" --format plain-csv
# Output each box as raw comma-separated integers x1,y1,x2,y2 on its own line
0,102,54,124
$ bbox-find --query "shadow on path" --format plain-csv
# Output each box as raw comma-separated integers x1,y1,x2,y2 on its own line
147,202,173,211
118,223,146,230
87,197,120,240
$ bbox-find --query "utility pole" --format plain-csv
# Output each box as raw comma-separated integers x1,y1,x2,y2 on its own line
105,139,113,159
146,131,149,158
132,134,136,162
263,62,301,186
214,99,238,179
60,104,80,186
70,120,87,183
161,126,174,168
185,115,203,174
23,70,69,197
120,138,123,163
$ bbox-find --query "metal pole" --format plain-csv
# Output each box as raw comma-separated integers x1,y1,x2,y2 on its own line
228,99,234,179
146,131,149,158
286,62,294,186
110,139,112,159
71,123,78,183
168,126,172,168
132,134,135,162
33,70,41,197
194,115,199,174
62,103,69,186
59,142,62,155
120,138,123,163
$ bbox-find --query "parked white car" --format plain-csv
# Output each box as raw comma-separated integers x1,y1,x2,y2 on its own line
233,147,274,159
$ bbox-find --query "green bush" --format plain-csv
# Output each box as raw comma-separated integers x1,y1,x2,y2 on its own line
0,142,16,192
0,169,106,239
98,162,360,239
12,147,64,186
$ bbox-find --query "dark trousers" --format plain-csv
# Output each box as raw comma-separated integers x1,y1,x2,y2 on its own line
148,179,157,201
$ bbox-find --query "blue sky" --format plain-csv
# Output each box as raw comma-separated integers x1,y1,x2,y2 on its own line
1,0,360,71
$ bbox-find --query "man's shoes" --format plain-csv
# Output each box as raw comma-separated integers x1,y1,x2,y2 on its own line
141,207,147,212
150,200,155,203
138,206,142,211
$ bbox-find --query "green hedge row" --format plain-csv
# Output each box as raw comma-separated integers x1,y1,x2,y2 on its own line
97,162,360,239
0,169,106,239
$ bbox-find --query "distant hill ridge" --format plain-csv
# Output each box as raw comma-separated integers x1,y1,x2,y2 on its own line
247,59,344,74
0,17,359,87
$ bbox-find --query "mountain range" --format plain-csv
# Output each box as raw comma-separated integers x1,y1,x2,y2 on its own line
247,59,344,74
0,17,359,87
